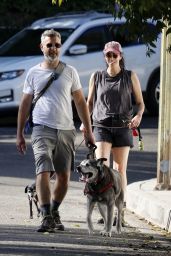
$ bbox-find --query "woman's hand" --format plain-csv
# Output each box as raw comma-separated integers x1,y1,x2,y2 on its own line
129,114,142,129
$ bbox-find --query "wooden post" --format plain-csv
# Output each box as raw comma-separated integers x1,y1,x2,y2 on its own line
155,21,171,190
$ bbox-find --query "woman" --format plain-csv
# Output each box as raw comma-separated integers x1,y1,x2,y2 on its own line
81,41,144,224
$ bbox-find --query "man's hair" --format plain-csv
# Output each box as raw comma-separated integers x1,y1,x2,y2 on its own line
41,29,61,43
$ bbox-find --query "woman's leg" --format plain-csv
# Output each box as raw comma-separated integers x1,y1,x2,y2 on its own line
95,141,112,166
111,146,130,202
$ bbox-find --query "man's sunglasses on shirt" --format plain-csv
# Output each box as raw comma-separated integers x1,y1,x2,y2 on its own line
105,52,118,59
46,43,61,49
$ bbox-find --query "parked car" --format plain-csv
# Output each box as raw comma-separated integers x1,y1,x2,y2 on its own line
0,11,160,117
0,26,20,46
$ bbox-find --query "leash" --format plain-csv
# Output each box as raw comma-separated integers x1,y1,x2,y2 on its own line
86,142,97,159
132,127,144,151
75,138,85,152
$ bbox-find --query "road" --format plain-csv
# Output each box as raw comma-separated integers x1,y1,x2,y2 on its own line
0,114,158,183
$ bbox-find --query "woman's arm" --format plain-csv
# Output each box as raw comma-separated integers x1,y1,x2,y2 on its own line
130,71,145,128
87,72,96,115
80,72,96,132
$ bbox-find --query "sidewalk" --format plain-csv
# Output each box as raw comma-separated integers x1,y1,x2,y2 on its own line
0,130,170,234
0,176,170,233
127,179,171,232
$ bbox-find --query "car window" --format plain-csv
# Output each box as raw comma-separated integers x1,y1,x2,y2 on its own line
0,28,74,56
0,27,20,46
72,26,108,53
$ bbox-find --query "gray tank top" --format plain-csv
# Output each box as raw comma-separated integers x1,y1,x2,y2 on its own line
92,69,133,126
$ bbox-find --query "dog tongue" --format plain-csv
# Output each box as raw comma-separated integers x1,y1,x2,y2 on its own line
79,174,86,182
79,173,89,182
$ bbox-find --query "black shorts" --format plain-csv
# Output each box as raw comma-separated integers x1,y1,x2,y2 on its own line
93,126,133,148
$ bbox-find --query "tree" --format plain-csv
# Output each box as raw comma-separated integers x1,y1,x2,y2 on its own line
53,0,171,190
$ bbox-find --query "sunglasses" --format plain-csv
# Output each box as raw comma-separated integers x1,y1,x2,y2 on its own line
105,52,118,58
46,43,61,49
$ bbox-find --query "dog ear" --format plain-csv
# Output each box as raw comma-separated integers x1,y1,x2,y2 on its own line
25,186,28,193
96,158,107,174
97,158,107,166
31,182,36,191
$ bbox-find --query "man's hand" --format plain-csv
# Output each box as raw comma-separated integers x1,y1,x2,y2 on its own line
80,123,95,146
16,134,27,155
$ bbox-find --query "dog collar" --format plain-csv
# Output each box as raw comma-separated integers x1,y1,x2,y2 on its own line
84,181,113,196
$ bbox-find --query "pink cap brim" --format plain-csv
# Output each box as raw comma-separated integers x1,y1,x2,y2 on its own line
103,47,120,55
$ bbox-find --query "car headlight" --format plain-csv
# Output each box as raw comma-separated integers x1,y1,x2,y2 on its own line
0,70,25,81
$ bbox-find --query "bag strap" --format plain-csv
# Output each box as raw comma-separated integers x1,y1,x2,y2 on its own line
32,61,66,106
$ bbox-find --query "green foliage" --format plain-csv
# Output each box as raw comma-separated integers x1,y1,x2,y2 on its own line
114,0,171,54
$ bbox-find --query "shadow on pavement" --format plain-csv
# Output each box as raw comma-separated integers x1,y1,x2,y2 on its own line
0,225,170,256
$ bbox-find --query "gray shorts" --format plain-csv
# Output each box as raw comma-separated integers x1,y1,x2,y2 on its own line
93,126,133,148
31,125,76,175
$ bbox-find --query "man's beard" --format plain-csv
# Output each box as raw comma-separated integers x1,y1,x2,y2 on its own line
44,54,58,63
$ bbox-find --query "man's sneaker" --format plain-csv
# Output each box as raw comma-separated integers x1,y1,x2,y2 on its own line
37,215,55,232
52,211,65,231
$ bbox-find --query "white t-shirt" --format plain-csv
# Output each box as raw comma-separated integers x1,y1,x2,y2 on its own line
23,63,82,129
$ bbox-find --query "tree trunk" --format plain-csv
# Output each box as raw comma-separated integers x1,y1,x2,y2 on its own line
156,21,171,190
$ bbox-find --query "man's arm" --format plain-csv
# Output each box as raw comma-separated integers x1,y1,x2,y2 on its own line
72,89,95,145
16,93,33,154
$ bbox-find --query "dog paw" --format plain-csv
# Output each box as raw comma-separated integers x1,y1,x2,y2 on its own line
100,231,112,237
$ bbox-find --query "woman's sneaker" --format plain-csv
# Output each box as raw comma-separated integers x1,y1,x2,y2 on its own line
52,210,65,231
37,215,55,232
97,203,127,227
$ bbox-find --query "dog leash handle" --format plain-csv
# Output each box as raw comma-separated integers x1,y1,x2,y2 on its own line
87,142,97,159
87,142,97,150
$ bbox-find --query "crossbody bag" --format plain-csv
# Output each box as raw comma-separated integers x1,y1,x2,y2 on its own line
24,61,66,134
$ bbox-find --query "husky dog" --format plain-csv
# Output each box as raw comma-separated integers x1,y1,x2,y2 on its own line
77,158,124,237
25,182,40,219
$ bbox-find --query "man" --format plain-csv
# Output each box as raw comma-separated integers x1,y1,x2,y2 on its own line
16,29,94,232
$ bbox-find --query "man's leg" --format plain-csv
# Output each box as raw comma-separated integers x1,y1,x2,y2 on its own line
36,171,55,232
52,171,70,203
51,170,70,230
36,172,51,206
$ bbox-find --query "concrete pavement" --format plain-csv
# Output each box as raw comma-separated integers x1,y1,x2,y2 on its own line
127,178,171,232
0,129,170,233
0,128,171,256
1,176,171,256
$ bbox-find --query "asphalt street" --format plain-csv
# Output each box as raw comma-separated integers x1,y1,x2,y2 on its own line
0,114,158,184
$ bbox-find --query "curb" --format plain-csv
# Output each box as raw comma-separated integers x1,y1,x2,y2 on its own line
127,178,171,232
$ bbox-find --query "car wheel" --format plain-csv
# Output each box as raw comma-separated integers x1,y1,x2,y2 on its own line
146,72,160,116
